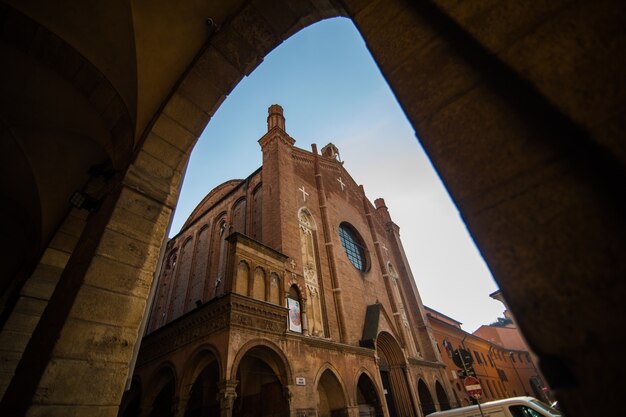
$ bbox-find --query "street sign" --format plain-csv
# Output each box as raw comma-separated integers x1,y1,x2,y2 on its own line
452,348,474,369
463,376,483,400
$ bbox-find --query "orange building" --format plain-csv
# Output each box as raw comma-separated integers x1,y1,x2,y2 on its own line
425,306,549,407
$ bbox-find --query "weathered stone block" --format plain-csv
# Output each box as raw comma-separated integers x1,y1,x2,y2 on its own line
69,284,146,329
142,132,185,171
2,311,41,334
33,358,129,406
0,330,31,353
151,113,196,153
96,227,161,271
84,255,153,299
53,318,138,364
163,93,210,137
40,247,70,269
13,296,47,316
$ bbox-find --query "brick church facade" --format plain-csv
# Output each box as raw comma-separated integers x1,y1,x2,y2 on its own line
120,105,455,417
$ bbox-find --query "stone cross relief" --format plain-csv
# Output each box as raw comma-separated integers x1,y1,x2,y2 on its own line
382,243,389,258
337,177,346,191
299,186,309,202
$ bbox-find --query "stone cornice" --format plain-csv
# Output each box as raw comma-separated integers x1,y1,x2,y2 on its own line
295,334,377,357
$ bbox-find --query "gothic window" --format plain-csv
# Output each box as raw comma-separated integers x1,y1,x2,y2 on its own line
298,208,324,337
269,272,280,305
209,216,228,299
338,222,367,271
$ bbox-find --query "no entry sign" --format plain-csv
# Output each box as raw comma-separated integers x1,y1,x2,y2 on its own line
463,376,483,399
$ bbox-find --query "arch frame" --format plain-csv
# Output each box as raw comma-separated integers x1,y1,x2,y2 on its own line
228,338,293,387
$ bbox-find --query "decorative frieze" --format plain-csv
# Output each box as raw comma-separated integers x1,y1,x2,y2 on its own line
138,293,287,365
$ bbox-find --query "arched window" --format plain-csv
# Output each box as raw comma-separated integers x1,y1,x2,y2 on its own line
287,285,302,333
252,267,266,301
269,272,281,305
235,261,249,296
338,222,367,271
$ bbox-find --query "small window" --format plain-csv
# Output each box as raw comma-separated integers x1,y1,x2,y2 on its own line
474,351,482,364
509,405,543,417
338,222,368,271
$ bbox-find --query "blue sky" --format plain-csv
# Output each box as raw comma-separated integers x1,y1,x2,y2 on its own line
171,17,503,332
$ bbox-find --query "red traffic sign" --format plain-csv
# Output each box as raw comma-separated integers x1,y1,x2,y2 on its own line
463,376,483,399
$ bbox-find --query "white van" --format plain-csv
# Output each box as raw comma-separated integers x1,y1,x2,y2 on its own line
426,396,563,417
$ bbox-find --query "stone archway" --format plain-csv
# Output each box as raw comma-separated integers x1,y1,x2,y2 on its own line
146,366,177,417
317,368,347,417
434,381,450,411
356,372,384,417
184,357,220,417
376,332,415,417
416,379,435,416
232,345,290,417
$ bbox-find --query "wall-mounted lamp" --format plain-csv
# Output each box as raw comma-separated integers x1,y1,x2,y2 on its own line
69,191,100,212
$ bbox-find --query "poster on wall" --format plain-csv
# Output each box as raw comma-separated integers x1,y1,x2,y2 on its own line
288,298,302,333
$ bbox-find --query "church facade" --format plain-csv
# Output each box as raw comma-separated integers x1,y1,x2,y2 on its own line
120,105,455,417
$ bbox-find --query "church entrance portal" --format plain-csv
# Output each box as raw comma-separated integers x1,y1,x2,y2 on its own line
376,333,415,417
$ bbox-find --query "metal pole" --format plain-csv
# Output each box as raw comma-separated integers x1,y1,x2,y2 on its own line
476,399,486,417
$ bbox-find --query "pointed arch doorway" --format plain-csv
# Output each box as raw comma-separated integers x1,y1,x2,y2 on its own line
376,332,416,417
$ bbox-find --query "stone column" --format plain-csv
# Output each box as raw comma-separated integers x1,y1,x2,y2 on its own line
218,380,238,417
346,405,360,417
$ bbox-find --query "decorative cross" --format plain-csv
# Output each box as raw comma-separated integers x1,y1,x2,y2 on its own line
299,186,309,202
337,177,346,190
290,259,297,270
382,244,389,256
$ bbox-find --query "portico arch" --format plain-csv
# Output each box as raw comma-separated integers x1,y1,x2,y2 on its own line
231,343,291,417
145,365,177,417
356,371,384,417
180,346,222,417
316,367,348,417
435,380,451,411
416,379,435,416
